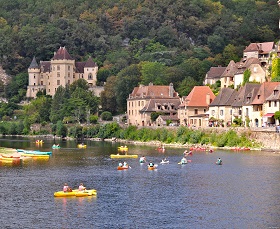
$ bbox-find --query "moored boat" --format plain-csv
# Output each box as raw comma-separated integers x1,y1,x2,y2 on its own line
18,150,52,155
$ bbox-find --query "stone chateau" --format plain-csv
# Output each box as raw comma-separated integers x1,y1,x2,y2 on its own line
26,47,100,98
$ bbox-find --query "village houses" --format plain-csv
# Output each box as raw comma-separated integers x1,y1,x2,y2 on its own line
127,41,280,128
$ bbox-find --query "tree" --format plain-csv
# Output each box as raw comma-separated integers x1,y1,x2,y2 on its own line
140,61,168,85
100,76,118,114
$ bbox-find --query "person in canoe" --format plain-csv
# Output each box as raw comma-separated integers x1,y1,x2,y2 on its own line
63,183,72,192
123,161,129,168
139,156,146,163
78,183,86,191
148,161,154,167
216,158,222,165
181,157,188,164
118,162,123,167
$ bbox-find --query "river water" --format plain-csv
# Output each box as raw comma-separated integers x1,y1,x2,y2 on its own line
0,136,279,229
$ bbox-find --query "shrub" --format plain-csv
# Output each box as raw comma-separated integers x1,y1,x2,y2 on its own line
101,111,113,121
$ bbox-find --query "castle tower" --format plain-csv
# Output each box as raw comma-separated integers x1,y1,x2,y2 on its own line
26,57,42,98
49,47,75,95
84,56,98,87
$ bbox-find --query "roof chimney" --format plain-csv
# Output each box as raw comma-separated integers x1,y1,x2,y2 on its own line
206,93,210,105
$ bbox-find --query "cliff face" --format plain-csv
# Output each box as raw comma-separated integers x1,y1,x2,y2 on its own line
0,65,11,85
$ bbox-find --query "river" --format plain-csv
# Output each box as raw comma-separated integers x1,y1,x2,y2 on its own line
0,136,279,229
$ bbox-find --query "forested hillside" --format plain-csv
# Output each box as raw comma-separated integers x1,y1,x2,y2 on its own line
0,0,279,112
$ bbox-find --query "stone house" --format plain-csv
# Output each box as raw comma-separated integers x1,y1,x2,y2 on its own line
127,83,181,126
204,66,226,85
263,84,280,126
178,86,215,127
220,60,237,88
231,83,261,126
208,88,238,127
155,115,179,126
250,82,280,127
26,46,100,98
233,58,266,89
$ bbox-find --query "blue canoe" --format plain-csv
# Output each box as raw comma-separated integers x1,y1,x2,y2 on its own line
16,149,52,155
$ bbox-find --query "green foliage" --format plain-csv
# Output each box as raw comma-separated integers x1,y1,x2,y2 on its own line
274,111,280,122
55,121,67,138
100,111,113,121
243,69,251,86
89,115,98,124
271,58,280,82
151,112,163,122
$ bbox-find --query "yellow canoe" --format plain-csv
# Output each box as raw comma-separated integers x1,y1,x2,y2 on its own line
110,154,138,159
21,153,50,158
54,189,97,197
118,146,128,151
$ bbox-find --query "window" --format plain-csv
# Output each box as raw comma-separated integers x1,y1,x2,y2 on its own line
246,108,249,116
194,109,198,115
68,80,70,84
211,110,215,116
57,80,60,85
269,101,271,107
57,66,60,71
57,73,60,77
48,89,50,92
34,75,36,79
220,110,224,116
274,101,277,107
68,72,70,78
68,66,70,71
138,101,140,106
41,81,43,85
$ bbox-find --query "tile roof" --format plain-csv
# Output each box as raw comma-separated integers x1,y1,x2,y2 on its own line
75,62,85,73
52,47,74,60
180,86,215,107
158,115,179,121
244,42,274,54
232,83,261,107
221,60,237,77
129,84,179,99
266,84,280,101
206,66,227,79
235,58,261,74
251,82,280,104
140,98,181,113
29,57,39,69
84,57,97,68
209,88,238,106
39,61,51,73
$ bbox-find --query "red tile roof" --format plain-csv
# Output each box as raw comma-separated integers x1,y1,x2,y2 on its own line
180,86,215,107
129,83,179,99
52,47,74,60
244,42,274,54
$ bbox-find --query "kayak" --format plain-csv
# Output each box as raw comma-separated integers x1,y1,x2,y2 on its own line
117,166,130,170
35,140,44,144
19,150,52,155
216,161,222,165
77,144,87,148
160,160,169,164
52,146,61,149
20,153,50,158
178,161,188,165
148,164,158,170
110,154,138,159
54,189,97,197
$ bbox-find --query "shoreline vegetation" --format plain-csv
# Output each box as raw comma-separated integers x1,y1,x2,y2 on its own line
3,124,280,154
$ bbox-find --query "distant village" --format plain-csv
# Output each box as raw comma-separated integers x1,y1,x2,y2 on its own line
25,41,280,129
126,41,280,128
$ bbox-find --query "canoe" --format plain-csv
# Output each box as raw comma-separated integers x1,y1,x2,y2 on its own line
52,146,61,149
0,156,21,162
21,150,52,155
77,144,87,148
54,189,97,197
178,161,188,165
148,166,157,170
117,166,129,170
20,153,50,158
35,140,44,144
110,154,138,159
216,161,222,165
160,160,169,164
